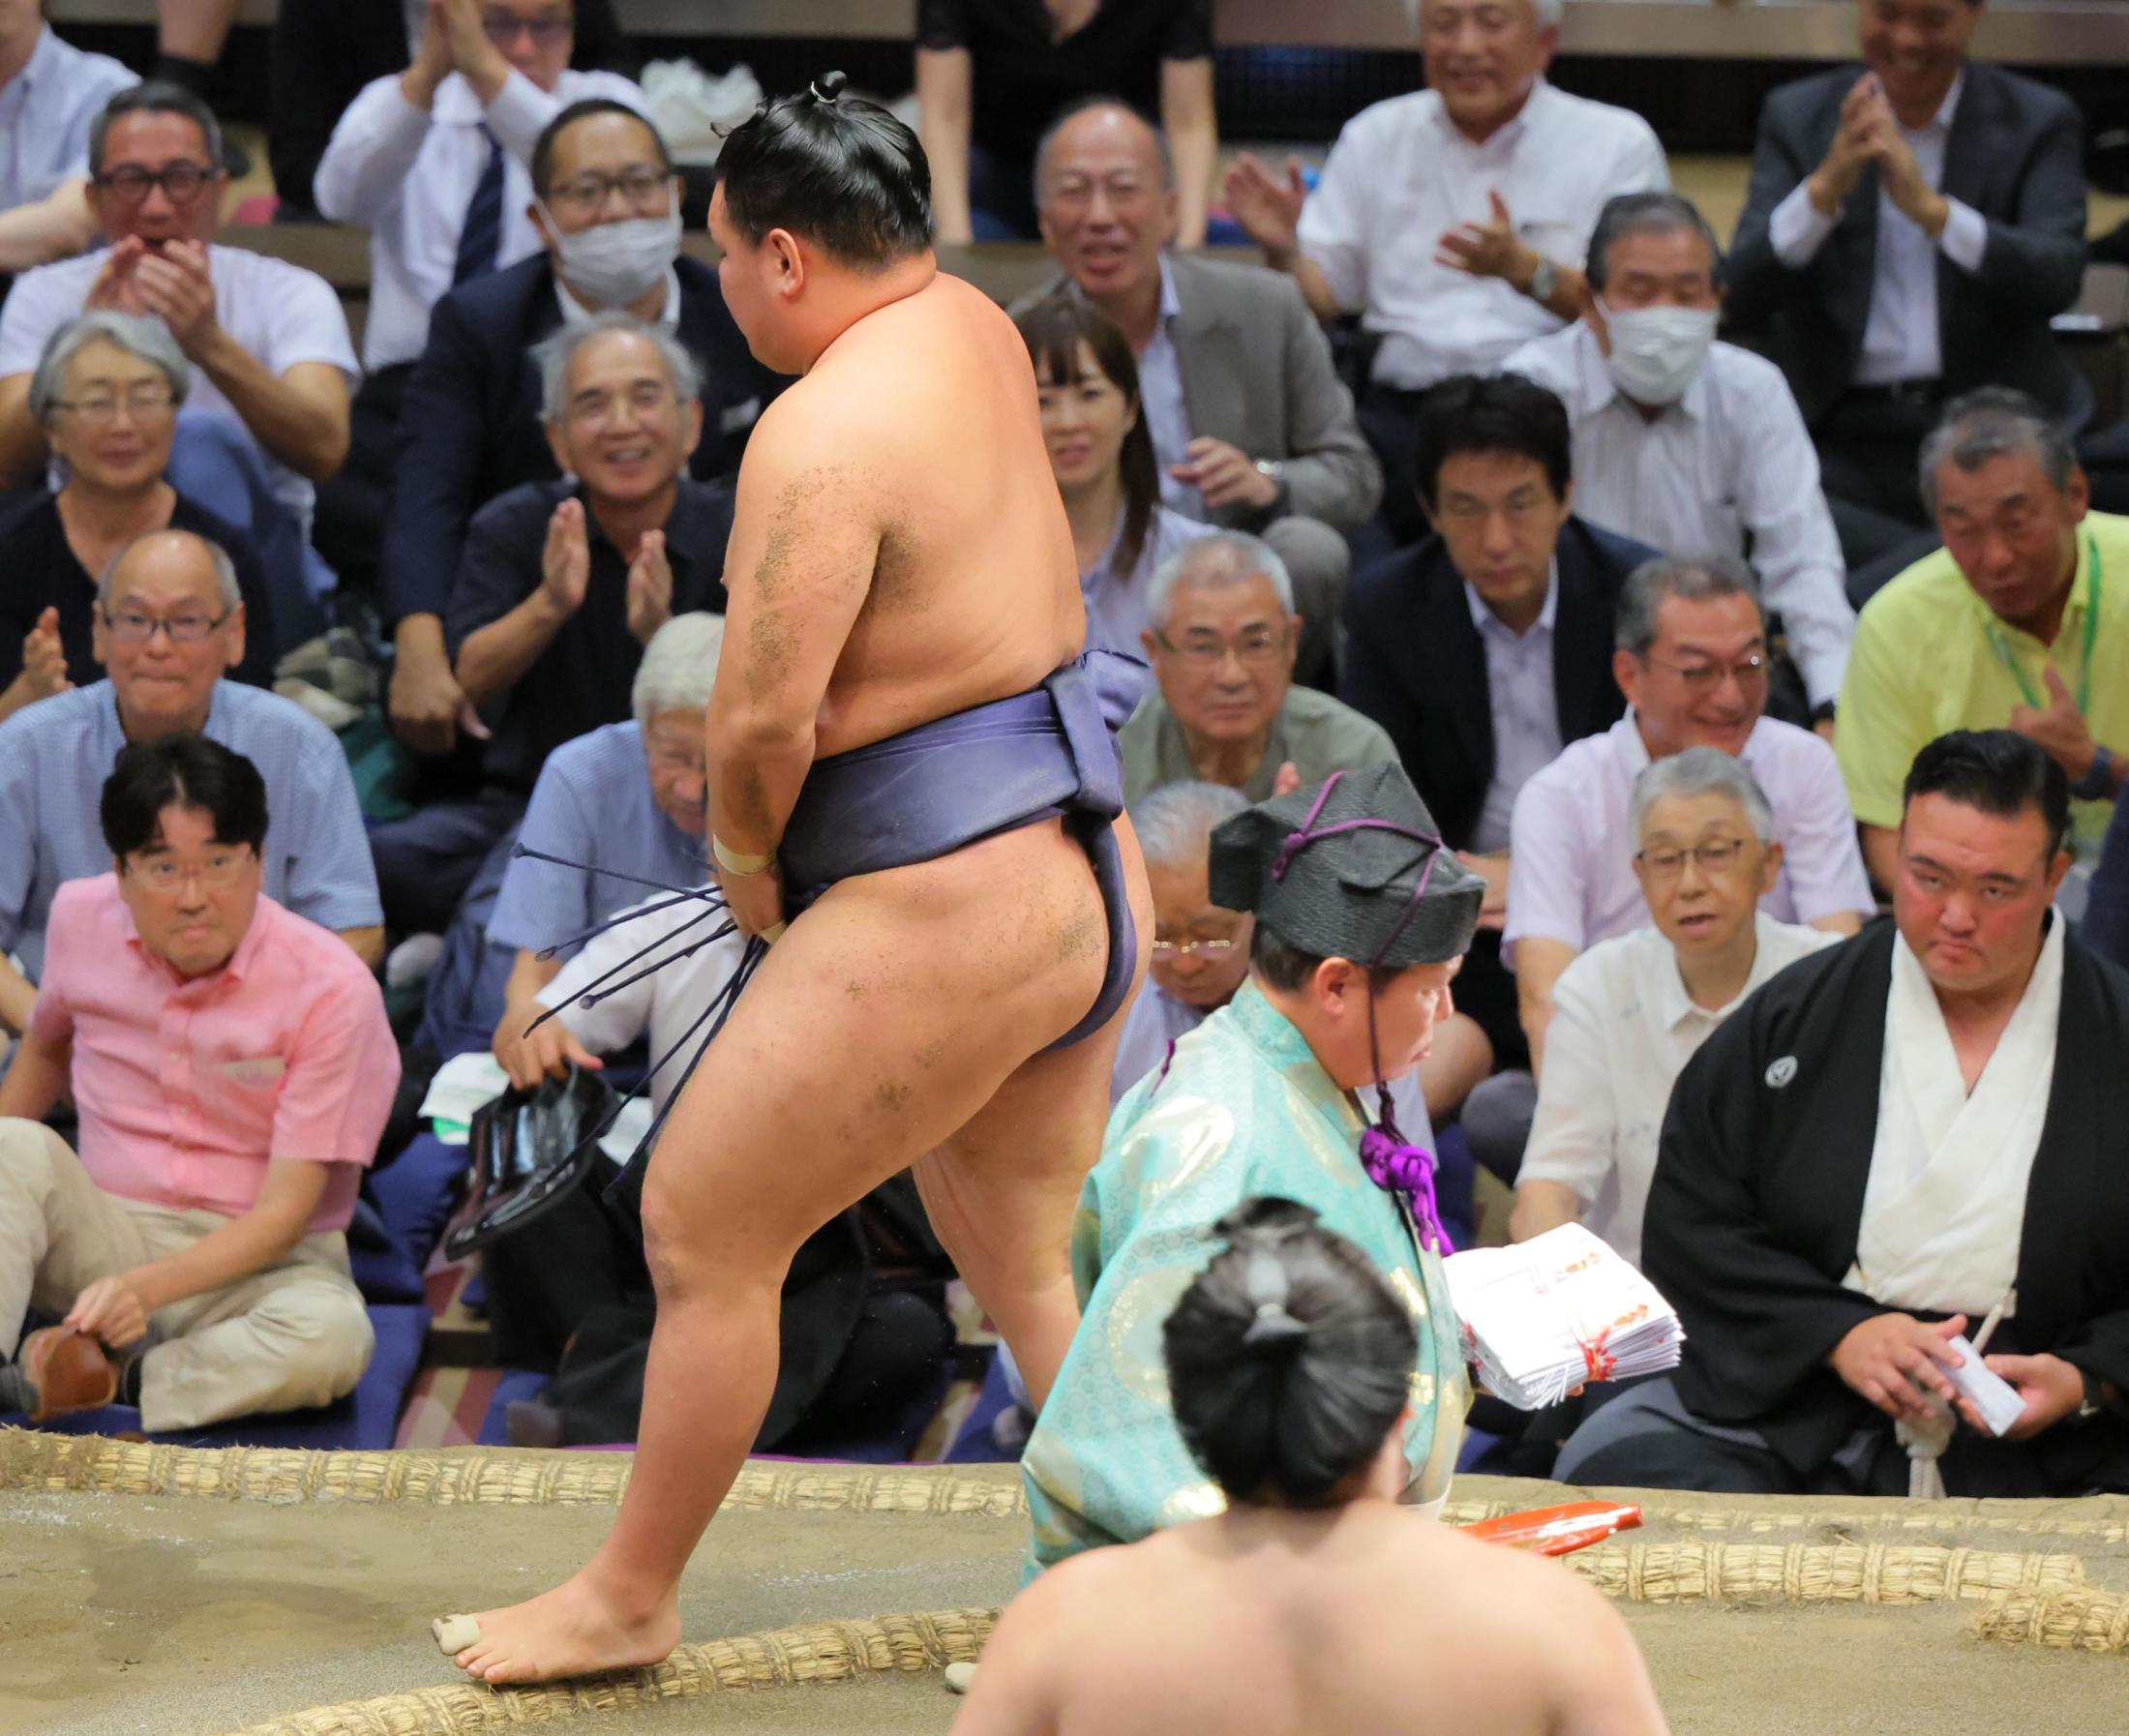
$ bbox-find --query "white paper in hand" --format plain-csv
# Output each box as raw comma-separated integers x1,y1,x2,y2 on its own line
1944,1335,2026,1437
1444,1223,1685,1411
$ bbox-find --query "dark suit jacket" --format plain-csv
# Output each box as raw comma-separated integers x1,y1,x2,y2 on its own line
1021,254,1382,530
380,254,778,627
268,0,632,222
1338,517,1655,851
1726,61,2087,424
1648,919,2129,1492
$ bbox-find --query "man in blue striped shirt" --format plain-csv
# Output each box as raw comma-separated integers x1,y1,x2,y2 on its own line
0,528,380,1040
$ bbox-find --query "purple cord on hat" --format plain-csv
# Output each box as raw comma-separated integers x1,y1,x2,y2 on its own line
1266,772,1456,1253
1360,1123,1454,1256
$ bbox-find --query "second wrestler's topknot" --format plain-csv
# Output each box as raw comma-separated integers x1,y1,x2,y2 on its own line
1163,1198,1419,1508
716,71,931,268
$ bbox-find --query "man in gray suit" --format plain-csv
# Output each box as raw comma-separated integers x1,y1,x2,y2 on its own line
1028,98,1380,681
1726,0,2086,564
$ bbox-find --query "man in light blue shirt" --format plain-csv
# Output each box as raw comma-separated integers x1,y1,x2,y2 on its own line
0,8,135,271
0,530,380,1039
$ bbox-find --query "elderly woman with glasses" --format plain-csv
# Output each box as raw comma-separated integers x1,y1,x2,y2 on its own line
0,312,276,724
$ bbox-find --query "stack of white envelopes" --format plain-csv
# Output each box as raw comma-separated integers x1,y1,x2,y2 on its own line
1445,1223,1686,1410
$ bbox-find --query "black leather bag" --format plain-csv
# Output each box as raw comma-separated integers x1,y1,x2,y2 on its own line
445,1064,620,1260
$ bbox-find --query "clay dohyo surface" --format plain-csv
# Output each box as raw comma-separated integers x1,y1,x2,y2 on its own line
3,1464,2128,1736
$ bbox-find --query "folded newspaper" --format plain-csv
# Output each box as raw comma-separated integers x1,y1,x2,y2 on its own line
1444,1223,1685,1410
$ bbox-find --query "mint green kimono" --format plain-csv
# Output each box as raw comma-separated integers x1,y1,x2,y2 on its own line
1022,980,1468,1578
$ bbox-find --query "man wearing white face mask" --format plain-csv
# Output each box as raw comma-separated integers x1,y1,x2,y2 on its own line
310,2,651,618
375,99,775,907
1505,193,1855,726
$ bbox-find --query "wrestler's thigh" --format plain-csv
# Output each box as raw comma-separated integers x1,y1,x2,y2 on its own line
922,814,1154,1257
641,819,1125,1262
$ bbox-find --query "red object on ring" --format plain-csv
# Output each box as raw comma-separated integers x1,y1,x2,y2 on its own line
1461,1501,1644,1556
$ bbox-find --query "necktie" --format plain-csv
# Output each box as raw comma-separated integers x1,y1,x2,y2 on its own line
453,126,505,286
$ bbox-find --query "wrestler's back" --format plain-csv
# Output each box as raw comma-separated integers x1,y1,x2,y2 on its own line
976,1506,1665,1736
781,271,1086,759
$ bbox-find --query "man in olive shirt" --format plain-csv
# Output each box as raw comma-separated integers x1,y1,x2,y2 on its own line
1121,530,1396,805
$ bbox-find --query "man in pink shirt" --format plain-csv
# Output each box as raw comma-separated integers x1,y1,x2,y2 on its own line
0,733,398,1429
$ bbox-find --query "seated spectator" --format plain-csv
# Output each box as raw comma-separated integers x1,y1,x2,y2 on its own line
1016,295,1208,705
1024,765,1483,1572
1838,389,2129,892
369,314,731,936
1504,192,1854,717
310,1,646,604
975,1200,1669,1734
1725,0,2087,563
380,98,770,761
1507,553,1872,1067
0,312,277,724
315,0,644,374
0,734,398,1431
916,0,1214,245
417,612,718,1067
0,84,359,534
1510,748,1836,1270
1121,531,1395,806
269,0,629,224
1558,732,2129,1498
1223,0,1665,542
1114,778,1475,1126
0,528,382,1039
1341,372,1654,1065
1027,99,1379,681
0,2,135,272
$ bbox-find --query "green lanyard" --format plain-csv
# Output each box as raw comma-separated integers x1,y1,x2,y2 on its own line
1984,532,2102,716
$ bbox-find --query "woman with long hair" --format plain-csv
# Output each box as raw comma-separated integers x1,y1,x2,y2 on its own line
1016,295,1206,700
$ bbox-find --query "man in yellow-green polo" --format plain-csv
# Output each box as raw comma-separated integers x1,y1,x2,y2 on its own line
1838,387,2129,895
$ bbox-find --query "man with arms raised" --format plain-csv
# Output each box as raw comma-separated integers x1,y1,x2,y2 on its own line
437,75,1153,1684
1559,732,2129,1497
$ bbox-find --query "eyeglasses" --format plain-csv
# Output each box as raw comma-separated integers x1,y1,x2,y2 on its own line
484,10,574,47
128,846,254,891
92,162,219,205
1150,938,1239,957
100,605,233,644
1153,628,1289,670
1646,651,1768,693
566,381,677,428
545,166,674,214
1634,837,1751,881
50,385,177,423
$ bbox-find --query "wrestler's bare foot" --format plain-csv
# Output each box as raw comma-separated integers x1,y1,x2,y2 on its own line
448,1572,680,1686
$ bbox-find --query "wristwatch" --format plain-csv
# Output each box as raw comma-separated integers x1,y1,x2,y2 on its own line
2072,745,2114,802
1253,458,1290,513
1526,256,1557,305
2078,1366,2107,1422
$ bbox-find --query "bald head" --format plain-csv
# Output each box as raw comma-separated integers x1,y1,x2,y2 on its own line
94,529,247,739
1035,100,1179,304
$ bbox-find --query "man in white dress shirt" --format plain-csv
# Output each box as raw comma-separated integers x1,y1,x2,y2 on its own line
1511,748,1836,1270
1503,192,1855,719
1506,554,1872,1065
0,83,357,529
1463,554,1872,1182
315,0,645,375
0,2,136,272
1221,0,1665,542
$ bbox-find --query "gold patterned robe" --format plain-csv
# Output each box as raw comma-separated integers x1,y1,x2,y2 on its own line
1021,979,1468,1578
